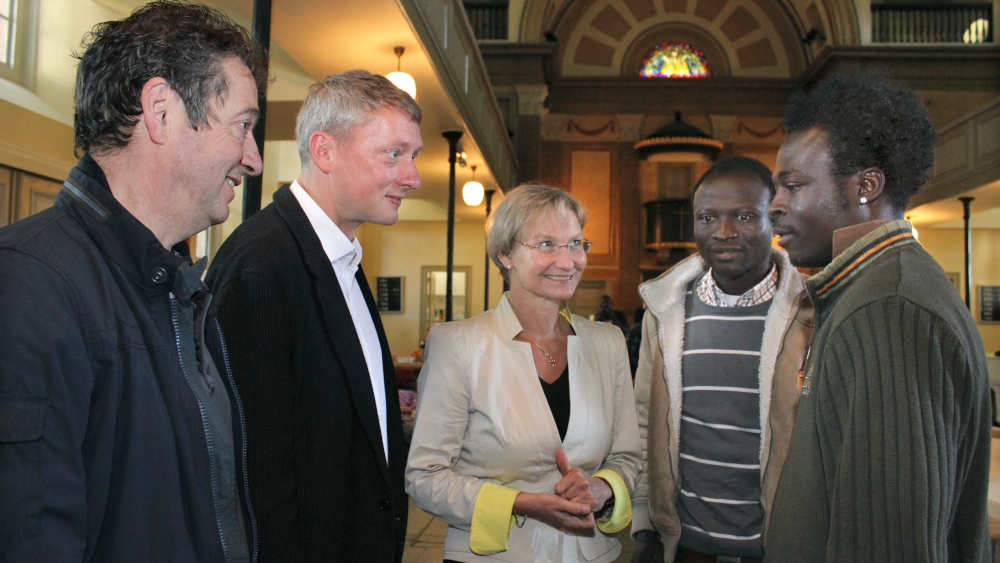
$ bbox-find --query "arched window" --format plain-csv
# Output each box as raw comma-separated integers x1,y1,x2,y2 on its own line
638,42,711,78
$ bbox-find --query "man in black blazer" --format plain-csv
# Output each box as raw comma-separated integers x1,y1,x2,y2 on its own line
206,70,422,562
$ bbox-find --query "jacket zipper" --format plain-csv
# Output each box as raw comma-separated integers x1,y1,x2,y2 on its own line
216,320,259,562
171,295,231,562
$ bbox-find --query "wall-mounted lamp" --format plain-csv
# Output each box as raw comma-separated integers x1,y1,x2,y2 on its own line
462,166,485,207
456,148,468,168
386,45,417,99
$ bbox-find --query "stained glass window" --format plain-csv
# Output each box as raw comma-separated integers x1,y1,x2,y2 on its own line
639,42,711,79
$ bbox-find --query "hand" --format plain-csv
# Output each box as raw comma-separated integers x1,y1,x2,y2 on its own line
553,449,613,512
512,491,594,532
631,530,664,563
398,390,417,419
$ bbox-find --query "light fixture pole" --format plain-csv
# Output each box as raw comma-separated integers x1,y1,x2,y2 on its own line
960,196,974,309
483,188,495,311
442,130,463,321
243,0,272,221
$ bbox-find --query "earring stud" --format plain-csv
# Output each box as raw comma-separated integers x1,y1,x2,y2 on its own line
859,196,868,205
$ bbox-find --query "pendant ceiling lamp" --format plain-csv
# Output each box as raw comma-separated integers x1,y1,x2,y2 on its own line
462,165,485,207
386,46,417,99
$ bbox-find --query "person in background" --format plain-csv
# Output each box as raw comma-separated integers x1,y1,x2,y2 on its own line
207,70,421,562
0,2,265,560
626,307,644,377
406,184,641,562
595,294,630,335
631,156,812,563
765,73,990,561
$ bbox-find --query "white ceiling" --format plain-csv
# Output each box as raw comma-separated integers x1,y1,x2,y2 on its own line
908,179,1000,229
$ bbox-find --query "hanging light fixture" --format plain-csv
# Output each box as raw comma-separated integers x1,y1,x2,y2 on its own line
462,165,485,207
386,46,417,99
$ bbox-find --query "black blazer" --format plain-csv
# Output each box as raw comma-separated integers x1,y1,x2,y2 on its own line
206,186,406,563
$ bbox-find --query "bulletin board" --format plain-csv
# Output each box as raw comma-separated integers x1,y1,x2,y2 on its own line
980,285,1000,323
377,276,404,313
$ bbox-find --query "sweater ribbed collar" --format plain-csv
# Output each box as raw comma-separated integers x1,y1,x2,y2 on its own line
806,219,916,313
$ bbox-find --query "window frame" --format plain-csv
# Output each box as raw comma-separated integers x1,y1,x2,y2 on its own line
0,0,38,89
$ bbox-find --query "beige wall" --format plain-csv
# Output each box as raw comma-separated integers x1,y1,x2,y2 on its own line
359,220,505,356
918,227,1000,353
0,99,75,180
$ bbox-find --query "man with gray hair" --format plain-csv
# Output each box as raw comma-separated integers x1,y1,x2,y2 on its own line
207,70,423,562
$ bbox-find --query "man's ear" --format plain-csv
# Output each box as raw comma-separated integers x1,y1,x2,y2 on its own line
140,77,173,145
857,166,886,205
308,130,336,174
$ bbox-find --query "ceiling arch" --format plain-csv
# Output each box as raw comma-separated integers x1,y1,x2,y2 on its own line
556,0,801,77
516,0,860,79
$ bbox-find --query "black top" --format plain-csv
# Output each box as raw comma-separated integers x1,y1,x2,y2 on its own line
539,366,571,440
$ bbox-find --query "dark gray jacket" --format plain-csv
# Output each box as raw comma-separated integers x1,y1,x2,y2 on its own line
0,155,256,562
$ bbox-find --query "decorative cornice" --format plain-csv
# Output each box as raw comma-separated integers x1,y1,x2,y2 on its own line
633,136,724,151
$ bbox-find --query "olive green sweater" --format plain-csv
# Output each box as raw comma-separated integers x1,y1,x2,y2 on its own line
765,221,991,562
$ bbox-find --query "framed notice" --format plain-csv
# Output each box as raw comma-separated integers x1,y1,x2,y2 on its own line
377,276,404,313
980,285,1000,323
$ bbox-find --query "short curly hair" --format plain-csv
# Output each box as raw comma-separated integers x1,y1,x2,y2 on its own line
784,74,935,210
692,155,774,199
74,1,267,156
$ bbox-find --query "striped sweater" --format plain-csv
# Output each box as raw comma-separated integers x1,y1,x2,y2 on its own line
764,220,991,562
677,292,770,557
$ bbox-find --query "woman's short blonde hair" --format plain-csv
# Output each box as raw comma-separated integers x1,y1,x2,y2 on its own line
486,184,587,281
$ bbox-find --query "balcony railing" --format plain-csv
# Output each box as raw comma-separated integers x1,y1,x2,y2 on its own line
463,1,507,40
872,4,993,44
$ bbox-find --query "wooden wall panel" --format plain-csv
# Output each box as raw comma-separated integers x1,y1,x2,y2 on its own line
0,165,11,227
13,171,61,222
570,150,612,255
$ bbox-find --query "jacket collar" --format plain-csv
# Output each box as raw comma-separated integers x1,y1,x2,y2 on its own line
639,247,800,322
806,219,915,316
494,292,578,340
58,154,191,295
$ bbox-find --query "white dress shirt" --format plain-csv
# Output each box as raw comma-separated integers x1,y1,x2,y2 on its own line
290,180,388,461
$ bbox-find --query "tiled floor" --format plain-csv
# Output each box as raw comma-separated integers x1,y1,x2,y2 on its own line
402,500,635,563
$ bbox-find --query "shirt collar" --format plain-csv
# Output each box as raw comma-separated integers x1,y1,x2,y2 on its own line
696,261,778,307
289,179,363,271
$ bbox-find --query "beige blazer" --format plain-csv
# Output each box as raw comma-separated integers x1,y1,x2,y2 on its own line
406,295,642,562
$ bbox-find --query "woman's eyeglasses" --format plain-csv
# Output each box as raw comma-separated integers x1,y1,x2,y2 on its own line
515,239,593,254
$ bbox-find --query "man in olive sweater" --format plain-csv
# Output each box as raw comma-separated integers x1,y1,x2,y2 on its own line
765,74,991,561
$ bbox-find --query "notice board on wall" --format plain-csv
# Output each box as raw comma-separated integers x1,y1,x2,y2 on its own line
377,276,404,313
981,285,1000,323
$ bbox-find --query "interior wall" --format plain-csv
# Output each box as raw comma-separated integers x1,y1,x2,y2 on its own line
918,227,1000,353
0,98,75,181
359,220,505,355
212,139,302,258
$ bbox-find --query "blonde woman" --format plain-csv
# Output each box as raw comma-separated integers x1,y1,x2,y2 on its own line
406,184,641,562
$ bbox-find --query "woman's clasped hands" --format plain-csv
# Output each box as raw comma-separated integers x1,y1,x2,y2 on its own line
511,449,614,533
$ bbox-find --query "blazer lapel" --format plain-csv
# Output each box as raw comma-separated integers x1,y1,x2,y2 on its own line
357,266,404,478
273,187,391,481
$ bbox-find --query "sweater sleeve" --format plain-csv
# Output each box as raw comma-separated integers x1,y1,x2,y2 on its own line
812,297,991,562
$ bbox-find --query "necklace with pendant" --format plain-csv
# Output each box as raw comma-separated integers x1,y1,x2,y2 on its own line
527,340,557,367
